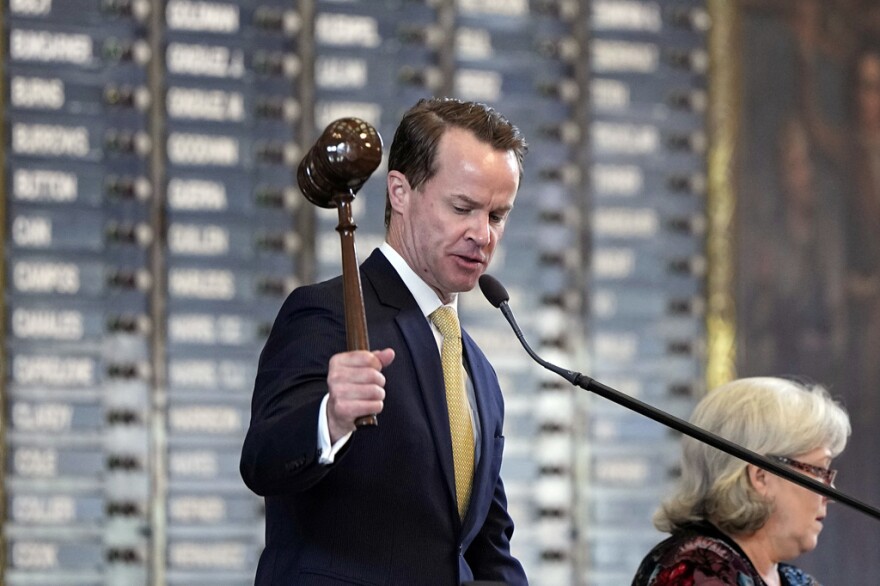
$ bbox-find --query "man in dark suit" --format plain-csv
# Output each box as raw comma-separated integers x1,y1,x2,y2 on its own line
240,98,529,585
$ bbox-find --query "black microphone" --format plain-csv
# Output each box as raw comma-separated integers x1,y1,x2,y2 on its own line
479,274,585,387
478,273,880,522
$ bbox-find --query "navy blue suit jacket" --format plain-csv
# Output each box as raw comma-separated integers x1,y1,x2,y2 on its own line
240,250,527,585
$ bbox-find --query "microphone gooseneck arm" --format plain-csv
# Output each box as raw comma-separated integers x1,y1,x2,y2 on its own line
478,274,880,522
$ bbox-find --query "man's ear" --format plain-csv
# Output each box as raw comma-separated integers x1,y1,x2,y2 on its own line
387,170,411,213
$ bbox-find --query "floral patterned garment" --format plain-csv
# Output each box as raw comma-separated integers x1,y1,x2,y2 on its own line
631,522,820,586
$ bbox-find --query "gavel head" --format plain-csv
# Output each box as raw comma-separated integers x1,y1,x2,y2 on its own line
297,118,384,209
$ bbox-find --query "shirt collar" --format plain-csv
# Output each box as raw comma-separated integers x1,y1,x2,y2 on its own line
379,242,457,318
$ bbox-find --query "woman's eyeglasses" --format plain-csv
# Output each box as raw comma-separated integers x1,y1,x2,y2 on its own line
769,455,837,486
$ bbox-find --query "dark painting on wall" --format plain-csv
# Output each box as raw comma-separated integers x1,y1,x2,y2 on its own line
733,0,880,580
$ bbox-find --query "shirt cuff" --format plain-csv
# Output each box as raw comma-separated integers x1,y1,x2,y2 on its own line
317,393,352,465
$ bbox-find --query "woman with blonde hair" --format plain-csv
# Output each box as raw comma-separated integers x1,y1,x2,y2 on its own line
632,377,851,586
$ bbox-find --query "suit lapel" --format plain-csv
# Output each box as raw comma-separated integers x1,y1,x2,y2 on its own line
461,331,497,531
361,250,459,516
397,313,458,507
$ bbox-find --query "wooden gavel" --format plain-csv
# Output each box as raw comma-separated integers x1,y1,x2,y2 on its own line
297,118,384,427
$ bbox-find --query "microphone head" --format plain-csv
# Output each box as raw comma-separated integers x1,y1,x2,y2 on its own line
478,274,509,308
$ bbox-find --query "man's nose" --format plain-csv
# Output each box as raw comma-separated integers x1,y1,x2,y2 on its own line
468,213,491,246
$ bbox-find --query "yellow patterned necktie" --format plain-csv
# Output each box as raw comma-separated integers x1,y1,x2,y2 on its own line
430,306,475,520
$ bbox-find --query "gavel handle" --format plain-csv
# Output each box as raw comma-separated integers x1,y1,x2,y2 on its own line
335,191,378,427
